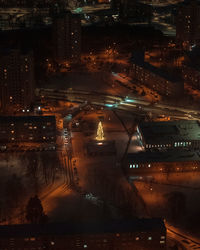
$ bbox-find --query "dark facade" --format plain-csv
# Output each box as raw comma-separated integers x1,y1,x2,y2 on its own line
131,55,183,97
0,116,56,150
0,219,166,250
176,0,200,48
125,151,200,175
53,11,81,63
182,64,200,89
0,49,35,112
137,120,200,151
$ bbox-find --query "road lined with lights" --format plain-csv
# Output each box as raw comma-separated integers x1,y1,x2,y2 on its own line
37,88,200,121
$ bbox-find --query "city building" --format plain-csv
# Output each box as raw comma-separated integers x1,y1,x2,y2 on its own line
0,116,56,151
182,64,200,89
53,11,81,63
131,53,183,97
137,120,200,150
125,150,200,174
0,219,166,249
176,0,200,49
0,49,35,113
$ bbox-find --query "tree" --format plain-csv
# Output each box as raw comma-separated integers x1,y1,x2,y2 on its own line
26,195,48,224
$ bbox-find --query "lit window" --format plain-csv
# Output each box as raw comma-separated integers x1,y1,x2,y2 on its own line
148,164,151,168
51,241,55,245
133,165,135,168
11,138,15,140
43,126,46,129
11,123,14,126
136,164,139,168
29,137,33,140
160,240,165,244
43,136,46,139
161,236,165,239
30,237,35,241
148,237,152,240
83,244,87,248
136,237,140,241
11,131,14,134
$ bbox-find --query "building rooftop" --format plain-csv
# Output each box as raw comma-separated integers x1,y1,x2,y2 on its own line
126,150,200,164
138,120,200,144
0,219,165,238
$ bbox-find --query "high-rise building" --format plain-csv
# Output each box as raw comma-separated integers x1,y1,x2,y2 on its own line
176,0,200,48
0,49,35,113
53,11,81,63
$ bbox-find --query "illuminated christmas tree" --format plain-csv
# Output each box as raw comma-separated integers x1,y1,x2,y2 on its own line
96,121,104,141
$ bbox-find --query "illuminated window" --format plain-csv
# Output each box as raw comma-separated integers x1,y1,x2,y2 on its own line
133,165,135,168
11,131,14,134
161,236,165,239
83,244,87,248
160,241,165,244
148,164,151,168
43,126,46,129
136,164,139,168
148,237,152,240
29,137,33,140
136,237,140,241
43,137,46,140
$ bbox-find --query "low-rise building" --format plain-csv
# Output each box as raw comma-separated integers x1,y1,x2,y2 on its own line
0,115,56,151
0,219,166,250
137,120,200,150
125,150,200,174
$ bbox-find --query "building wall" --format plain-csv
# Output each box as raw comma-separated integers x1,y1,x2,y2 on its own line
53,12,81,63
0,116,56,145
0,231,166,249
126,160,200,174
131,63,183,97
182,65,200,89
0,49,35,112
176,1,200,46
